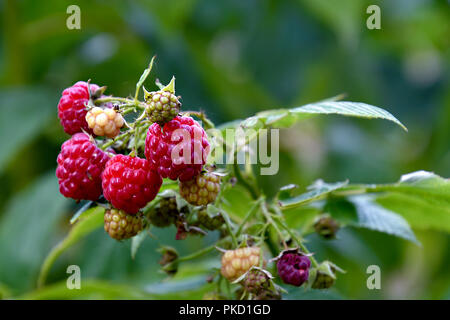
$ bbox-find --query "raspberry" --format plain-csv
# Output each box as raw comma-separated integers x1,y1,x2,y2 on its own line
311,271,335,289
102,154,162,214
311,261,340,289
104,208,143,240
145,90,181,125
145,116,210,181
221,247,261,281
276,250,311,287
86,107,124,138
56,133,110,201
149,197,180,227
159,246,178,275
243,269,271,294
314,215,339,239
196,208,224,230
58,81,99,135
179,172,220,206
254,290,282,300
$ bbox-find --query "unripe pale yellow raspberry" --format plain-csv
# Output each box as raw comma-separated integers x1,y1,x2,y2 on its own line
220,247,261,281
104,208,143,240
86,107,124,138
179,172,220,206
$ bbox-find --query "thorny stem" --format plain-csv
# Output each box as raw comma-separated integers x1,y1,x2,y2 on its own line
164,237,230,272
235,198,263,237
95,96,145,109
221,210,238,248
271,206,319,267
260,202,287,249
233,161,259,200
100,130,134,150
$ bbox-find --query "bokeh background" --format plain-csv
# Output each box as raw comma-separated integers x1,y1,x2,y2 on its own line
0,0,449,299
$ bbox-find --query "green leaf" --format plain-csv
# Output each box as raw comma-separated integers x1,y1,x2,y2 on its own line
333,171,450,233
368,171,450,207
38,207,105,288
279,180,348,209
20,280,155,300
131,231,148,259
70,201,94,224
0,87,58,170
376,193,450,233
348,196,418,244
241,101,407,131
0,173,69,293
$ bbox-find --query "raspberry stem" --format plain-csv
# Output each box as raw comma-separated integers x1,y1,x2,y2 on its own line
236,197,264,237
221,210,238,247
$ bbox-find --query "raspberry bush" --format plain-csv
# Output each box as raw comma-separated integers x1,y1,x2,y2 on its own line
40,57,449,299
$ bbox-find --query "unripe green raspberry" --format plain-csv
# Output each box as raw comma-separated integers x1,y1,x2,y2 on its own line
104,208,143,240
254,289,282,300
314,215,339,239
179,172,220,206
311,261,342,289
197,209,224,231
243,269,270,294
145,90,180,125
221,247,261,282
148,197,179,227
312,271,335,289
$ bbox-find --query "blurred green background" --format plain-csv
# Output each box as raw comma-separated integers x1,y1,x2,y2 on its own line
0,0,449,299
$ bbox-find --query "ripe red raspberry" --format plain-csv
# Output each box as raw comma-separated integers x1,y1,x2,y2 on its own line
56,133,110,201
179,172,220,206
104,208,143,240
102,155,162,214
276,250,311,287
58,81,99,135
145,116,210,181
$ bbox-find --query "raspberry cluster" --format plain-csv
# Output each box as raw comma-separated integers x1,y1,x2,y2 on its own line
221,247,261,281
86,107,124,138
104,208,143,240
56,133,110,201
145,116,210,181
58,81,99,135
102,155,162,214
145,90,181,125
179,172,220,206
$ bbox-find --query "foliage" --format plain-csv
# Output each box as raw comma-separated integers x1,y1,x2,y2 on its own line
0,0,449,300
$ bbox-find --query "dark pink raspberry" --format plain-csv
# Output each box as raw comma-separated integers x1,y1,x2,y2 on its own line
56,133,110,201
58,81,99,135
277,252,311,286
145,116,210,181
102,155,162,214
